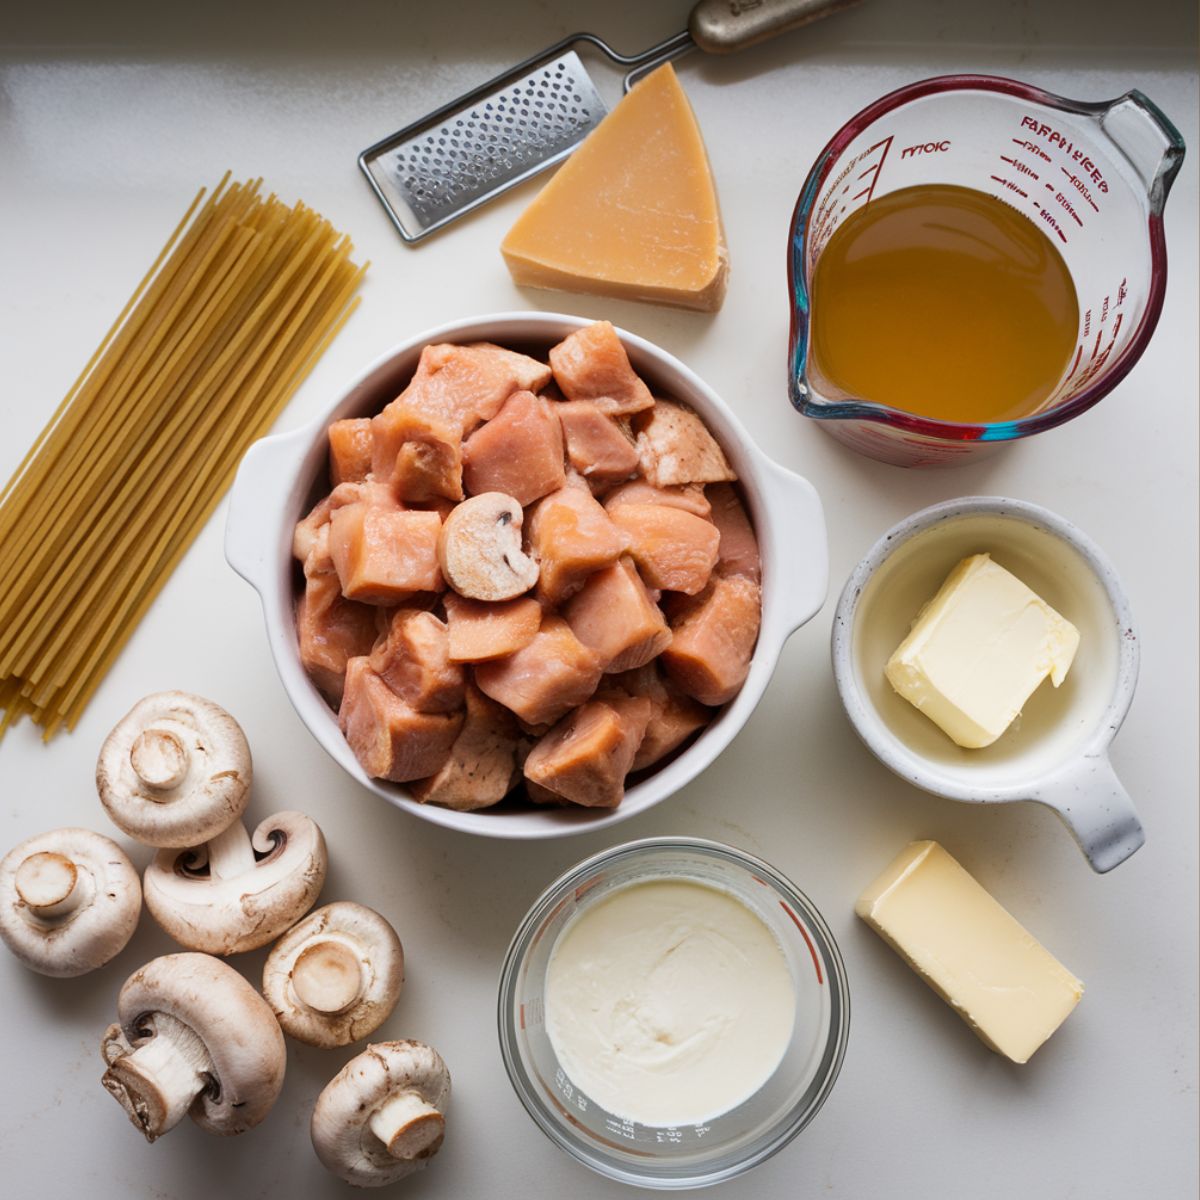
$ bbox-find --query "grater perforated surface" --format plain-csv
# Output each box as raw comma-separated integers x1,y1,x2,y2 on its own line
361,51,608,242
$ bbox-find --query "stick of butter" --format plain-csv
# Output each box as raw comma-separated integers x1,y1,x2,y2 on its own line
885,553,1080,748
856,841,1083,1064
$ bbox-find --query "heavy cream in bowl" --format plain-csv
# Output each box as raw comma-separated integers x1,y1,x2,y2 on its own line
497,838,849,1189
546,879,796,1128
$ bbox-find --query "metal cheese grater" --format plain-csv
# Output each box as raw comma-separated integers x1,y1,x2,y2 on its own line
359,0,858,244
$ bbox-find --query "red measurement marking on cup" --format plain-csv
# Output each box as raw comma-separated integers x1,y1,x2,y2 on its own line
1060,167,1101,213
1053,192,1085,227
901,139,950,159
779,902,824,984
1031,202,1069,244
990,174,1029,199
1011,137,1051,163
1000,154,1039,179
519,1003,526,1030
1063,343,1083,382
850,136,893,203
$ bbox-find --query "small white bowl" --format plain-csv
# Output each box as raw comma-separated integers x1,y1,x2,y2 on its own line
831,497,1143,873
225,313,827,839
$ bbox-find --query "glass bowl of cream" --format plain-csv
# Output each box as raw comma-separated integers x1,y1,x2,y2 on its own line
497,837,850,1188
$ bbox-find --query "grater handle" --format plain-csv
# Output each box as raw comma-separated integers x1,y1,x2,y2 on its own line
688,0,860,55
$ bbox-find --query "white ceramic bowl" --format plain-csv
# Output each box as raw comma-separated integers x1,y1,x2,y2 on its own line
225,313,827,839
831,497,1143,873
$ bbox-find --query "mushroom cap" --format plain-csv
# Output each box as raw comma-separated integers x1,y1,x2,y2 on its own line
263,902,404,1048
0,828,141,977
438,492,539,601
312,1041,451,1187
105,953,286,1135
144,811,327,955
96,691,252,848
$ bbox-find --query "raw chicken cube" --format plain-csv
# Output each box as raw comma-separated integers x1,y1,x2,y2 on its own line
410,685,520,811
444,593,542,663
548,322,654,415
525,780,568,806
526,486,628,604
563,558,671,673
474,615,603,726
462,391,565,505
706,483,761,582
293,481,403,563
660,575,762,706
328,418,373,486
603,479,712,518
633,399,736,488
371,403,463,502
329,505,443,603
556,401,639,484
600,664,711,770
296,571,378,705
608,503,720,595
338,657,464,782
369,609,465,713
523,697,652,808
400,342,552,435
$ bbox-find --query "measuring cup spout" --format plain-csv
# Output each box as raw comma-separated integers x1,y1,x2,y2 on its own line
1098,91,1186,212
1032,753,1145,874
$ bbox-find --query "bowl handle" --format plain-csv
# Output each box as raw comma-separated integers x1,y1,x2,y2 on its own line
224,427,311,595
1033,754,1145,873
758,456,829,636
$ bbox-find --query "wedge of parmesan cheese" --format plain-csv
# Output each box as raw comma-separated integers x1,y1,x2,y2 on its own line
500,64,728,312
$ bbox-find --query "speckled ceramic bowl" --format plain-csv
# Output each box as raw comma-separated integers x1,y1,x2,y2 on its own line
831,497,1143,872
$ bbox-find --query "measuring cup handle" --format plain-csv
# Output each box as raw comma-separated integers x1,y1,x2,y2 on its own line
1033,753,1145,874
756,454,828,638
1100,91,1186,210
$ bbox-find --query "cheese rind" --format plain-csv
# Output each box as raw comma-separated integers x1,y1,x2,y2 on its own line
500,64,728,313
885,553,1080,748
856,841,1083,1064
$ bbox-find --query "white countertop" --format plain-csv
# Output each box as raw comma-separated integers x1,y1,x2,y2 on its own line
1,2,1196,1197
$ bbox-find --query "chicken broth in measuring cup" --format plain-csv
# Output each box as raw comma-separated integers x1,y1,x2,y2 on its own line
808,183,1079,425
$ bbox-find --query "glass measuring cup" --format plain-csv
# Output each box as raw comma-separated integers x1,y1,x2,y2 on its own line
788,75,1185,467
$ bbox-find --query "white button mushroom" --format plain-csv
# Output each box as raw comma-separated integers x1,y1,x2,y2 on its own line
99,691,326,955
263,902,404,1048
438,492,539,601
311,1040,451,1187
0,828,141,977
143,808,328,956
96,691,252,848
101,952,286,1142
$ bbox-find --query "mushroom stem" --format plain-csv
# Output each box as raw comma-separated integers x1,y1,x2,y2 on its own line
130,727,190,792
102,1013,213,1142
14,851,92,920
369,1092,446,1161
204,820,256,881
291,939,364,1015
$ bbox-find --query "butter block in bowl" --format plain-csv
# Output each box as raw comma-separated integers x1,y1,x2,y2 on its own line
886,553,1080,748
